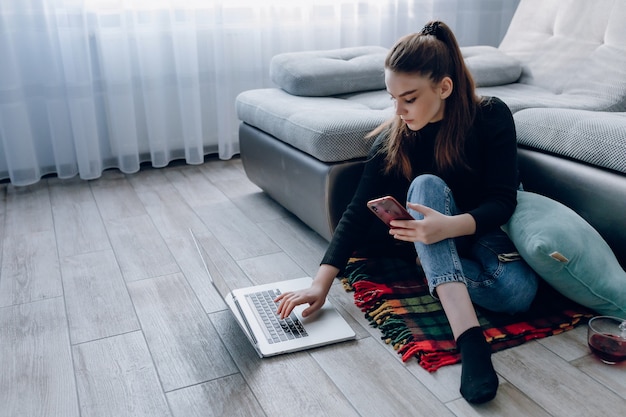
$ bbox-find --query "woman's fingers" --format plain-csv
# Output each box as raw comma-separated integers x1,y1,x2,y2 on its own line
406,202,432,216
301,298,325,318
275,291,305,319
275,292,294,318
389,203,448,244
274,289,325,319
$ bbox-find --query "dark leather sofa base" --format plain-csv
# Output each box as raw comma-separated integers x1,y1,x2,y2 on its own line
239,122,365,241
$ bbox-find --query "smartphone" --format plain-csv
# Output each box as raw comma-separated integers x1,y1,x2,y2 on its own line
366,196,413,227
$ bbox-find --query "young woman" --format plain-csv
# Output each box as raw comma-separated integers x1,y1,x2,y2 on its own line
276,21,538,404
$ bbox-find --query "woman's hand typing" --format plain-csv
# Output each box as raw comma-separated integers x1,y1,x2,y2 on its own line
274,264,339,319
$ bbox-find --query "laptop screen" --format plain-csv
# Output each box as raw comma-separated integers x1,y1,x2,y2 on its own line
189,229,231,298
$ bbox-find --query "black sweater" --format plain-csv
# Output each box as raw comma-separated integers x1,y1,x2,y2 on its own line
321,96,519,268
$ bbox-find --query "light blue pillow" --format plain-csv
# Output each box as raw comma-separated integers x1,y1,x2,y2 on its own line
502,191,626,317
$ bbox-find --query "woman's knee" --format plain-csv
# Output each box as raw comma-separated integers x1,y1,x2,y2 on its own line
407,174,454,217
408,174,446,199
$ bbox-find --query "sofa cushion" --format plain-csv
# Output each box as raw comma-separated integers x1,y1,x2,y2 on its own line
270,46,387,97
502,190,626,317
514,109,626,175
236,88,392,162
476,83,620,114
270,45,523,98
461,46,522,87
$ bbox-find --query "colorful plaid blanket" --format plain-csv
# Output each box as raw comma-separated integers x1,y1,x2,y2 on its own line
341,256,594,372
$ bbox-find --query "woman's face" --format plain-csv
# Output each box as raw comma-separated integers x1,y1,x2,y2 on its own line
384,70,452,131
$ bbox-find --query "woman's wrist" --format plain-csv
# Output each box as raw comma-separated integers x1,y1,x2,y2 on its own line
313,264,340,292
448,213,476,238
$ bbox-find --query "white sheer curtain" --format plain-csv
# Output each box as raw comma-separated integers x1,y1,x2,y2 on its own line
0,0,519,185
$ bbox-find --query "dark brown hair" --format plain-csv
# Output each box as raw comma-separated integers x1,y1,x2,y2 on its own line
369,21,481,179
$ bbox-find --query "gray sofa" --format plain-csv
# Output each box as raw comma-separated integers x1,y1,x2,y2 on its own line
236,0,626,267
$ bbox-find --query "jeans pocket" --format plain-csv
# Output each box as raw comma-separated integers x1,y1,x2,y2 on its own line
473,229,519,259
470,229,522,279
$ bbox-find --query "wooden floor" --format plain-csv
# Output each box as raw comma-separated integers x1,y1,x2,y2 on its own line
0,157,624,417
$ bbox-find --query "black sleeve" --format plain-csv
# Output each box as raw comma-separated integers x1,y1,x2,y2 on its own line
467,97,519,235
321,134,391,268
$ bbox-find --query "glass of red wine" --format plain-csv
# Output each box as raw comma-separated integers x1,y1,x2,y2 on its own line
587,316,626,364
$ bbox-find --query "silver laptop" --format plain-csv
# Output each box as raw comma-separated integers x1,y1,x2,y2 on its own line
190,229,355,357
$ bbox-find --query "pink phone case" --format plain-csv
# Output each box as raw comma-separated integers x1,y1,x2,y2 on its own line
367,196,412,227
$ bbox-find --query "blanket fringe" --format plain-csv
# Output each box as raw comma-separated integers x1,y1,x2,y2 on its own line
351,280,394,310
377,316,413,349
398,341,461,371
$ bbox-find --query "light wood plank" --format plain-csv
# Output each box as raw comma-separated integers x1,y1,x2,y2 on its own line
61,250,140,344
4,182,54,236
311,336,456,417
164,165,229,208
127,273,238,392
573,354,626,400
537,325,590,362
198,157,248,186
89,170,147,221
48,177,111,257
167,374,265,417
493,341,626,416
0,231,62,307
136,191,208,242
198,158,262,200
257,215,328,276
73,332,171,417
195,200,281,261
402,359,465,404
126,168,177,197
214,175,266,200
105,214,180,281
164,234,226,314
127,168,209,241
0,298,79,417
237,252,308,286
231,190,291,224
209,310,361,417
188,231,256,295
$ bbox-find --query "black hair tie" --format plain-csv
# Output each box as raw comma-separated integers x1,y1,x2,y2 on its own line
421,21,441,38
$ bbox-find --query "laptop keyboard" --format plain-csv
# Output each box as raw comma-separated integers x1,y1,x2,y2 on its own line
247,289,309,344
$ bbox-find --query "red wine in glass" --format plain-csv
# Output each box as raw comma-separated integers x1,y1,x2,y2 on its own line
588,333,626,364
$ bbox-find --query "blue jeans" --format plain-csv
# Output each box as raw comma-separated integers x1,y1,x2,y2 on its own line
406,174,538,314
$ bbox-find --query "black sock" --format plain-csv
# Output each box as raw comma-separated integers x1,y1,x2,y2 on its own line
456,326,498,404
